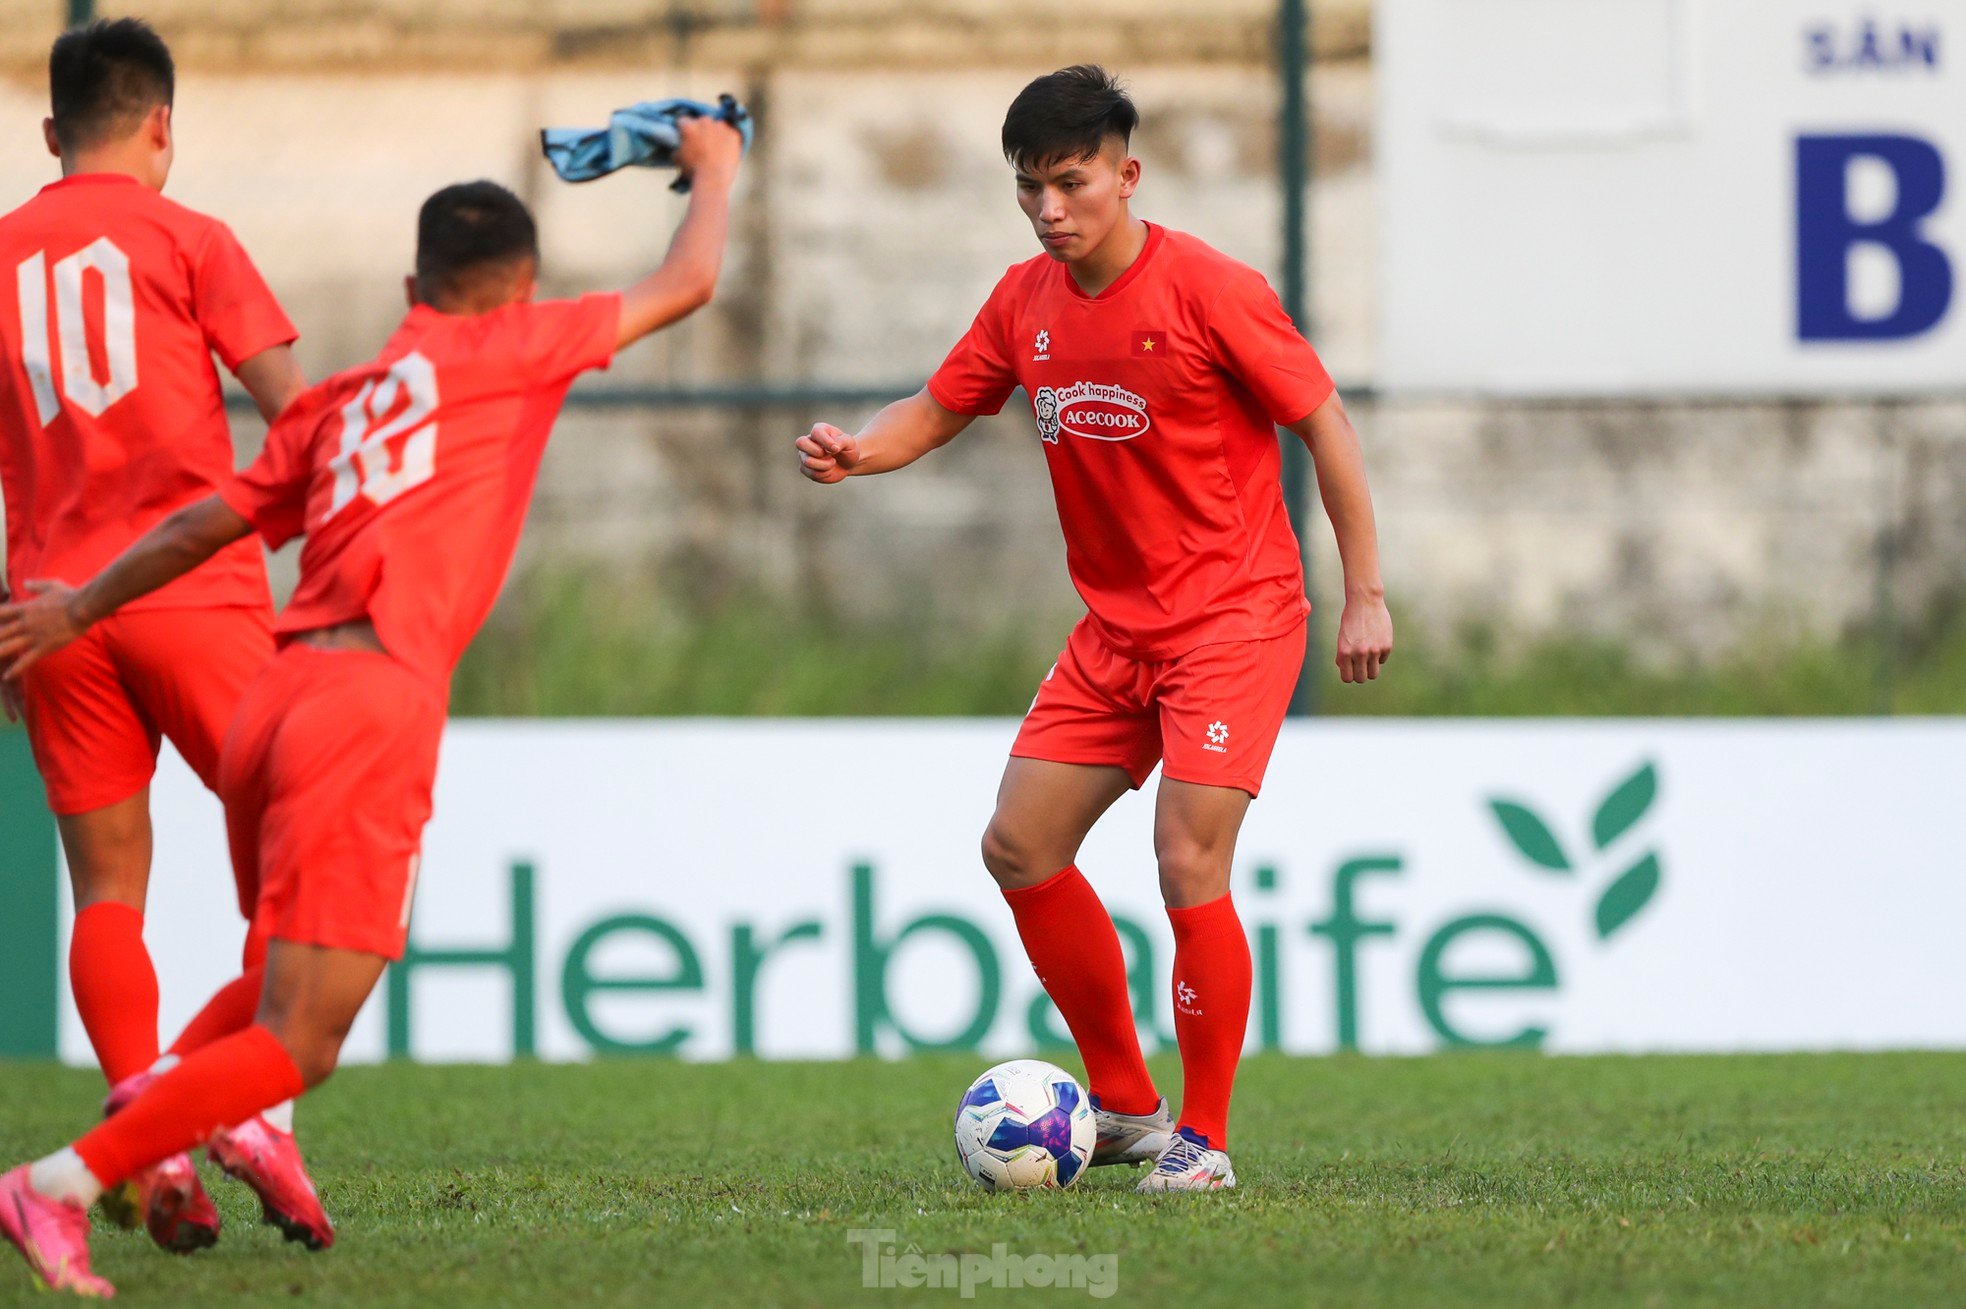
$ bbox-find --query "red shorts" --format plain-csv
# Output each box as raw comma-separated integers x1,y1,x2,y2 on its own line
1011,618,1307,796
20,605,274,815
218,644,446,961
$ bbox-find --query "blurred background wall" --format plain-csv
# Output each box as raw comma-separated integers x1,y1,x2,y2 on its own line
0,0,1959,711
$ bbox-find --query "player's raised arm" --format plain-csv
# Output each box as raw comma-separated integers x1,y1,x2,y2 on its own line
796,388,977,483
1287,392,1393,684
0,496,252,680
613,116,745,349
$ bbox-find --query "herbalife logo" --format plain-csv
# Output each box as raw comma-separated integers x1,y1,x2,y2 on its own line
1488,760,1662,941
1310,758,1666,1052
369,760,1670,1063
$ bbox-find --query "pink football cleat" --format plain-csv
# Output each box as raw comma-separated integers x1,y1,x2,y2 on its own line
208,1116,334,1251
132,1154,221,1255
98,1074,220,1254
0,1164,115,1298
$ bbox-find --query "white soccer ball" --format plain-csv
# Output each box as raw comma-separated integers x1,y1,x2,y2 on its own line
952,1059,1096,1191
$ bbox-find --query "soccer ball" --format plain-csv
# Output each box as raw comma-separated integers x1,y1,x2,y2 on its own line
952,1059,1095,1191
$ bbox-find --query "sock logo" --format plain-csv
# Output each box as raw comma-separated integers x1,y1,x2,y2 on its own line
1175,980,1200,1015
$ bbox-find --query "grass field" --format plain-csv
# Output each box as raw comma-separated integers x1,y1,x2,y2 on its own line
4,1053,1963,1306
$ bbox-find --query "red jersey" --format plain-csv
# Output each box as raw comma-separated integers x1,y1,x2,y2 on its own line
0,173,295,609
929,222,1334,659
218,294,620,690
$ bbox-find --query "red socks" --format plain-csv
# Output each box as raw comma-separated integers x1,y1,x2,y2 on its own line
1003,866,1159,1116
168,966,265,1058
1167,895,1253,1149
74,1025,304,1188
69,902,159,1086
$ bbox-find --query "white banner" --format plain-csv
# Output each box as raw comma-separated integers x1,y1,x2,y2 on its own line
66,719,1966,1065
1379,0,1965,394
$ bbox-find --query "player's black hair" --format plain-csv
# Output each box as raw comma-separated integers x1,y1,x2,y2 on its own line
414,181,540,302
1001,64,1138,173
48,18,175,152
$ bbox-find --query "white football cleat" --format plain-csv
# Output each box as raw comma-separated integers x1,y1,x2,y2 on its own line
1136,1127,1237,1192
1090,1095,1175,1167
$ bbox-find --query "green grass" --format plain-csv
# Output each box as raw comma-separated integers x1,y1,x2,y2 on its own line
3,1053,1963,1306
449,573,1966,717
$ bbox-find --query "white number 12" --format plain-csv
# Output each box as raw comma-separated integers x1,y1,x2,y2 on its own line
328,351,439,517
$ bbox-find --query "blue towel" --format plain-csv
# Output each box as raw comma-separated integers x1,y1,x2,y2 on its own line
540,94,753,192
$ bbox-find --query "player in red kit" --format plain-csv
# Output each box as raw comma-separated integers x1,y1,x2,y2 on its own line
0,19,329,1251
797,66,1393,1190
0,116,745,1296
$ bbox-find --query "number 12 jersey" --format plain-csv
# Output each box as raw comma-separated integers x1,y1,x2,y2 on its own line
219,294,621,690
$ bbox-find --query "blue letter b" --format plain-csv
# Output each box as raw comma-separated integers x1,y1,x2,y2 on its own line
1796,134,1952,340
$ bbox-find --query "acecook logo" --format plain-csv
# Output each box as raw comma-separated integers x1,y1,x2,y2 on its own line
1031,382,1151,445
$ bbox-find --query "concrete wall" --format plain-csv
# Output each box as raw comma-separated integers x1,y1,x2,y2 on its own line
1,1,1957,658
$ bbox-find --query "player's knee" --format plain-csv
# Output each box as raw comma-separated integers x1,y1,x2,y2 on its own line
979,821,1021,883
980,819,1050,889
1156,841,1230,907
58,808,153,909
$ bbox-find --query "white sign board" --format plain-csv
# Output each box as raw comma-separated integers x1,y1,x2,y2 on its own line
1379,0,1965,393
67,719,1966,1065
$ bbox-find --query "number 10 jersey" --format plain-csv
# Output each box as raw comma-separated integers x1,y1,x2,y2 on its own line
0,172,295,609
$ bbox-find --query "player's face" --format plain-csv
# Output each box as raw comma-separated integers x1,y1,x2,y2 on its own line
1015,141,1140,263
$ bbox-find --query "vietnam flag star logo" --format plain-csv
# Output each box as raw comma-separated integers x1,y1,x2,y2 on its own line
1130,329,1165,357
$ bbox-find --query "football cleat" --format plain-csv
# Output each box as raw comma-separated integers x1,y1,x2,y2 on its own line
99,1074,220,1253
1088,1094,1175,1167
131,1155,221,1255
1136,1126,1237,1192
0,1164,115,1298
208,1116,334,1251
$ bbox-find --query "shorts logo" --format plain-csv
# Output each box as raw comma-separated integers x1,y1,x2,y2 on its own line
1045,381,1152,443
1205,721,1229,753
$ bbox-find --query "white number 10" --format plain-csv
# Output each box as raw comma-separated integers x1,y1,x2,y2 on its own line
15,238,139,424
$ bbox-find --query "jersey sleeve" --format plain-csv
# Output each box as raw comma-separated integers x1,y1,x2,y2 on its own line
217,396,319,550
1206,266,1335,426
926,270,1019,416
518,293,621,385
192,222,298,373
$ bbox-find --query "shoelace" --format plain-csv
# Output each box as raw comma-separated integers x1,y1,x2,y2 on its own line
1152,1137,1210,1175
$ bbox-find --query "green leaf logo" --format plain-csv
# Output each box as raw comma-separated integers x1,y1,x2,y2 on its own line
1591,762,1657,851
1488,801,1571,872
1487,760,1665,945
1595,852,1660,940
